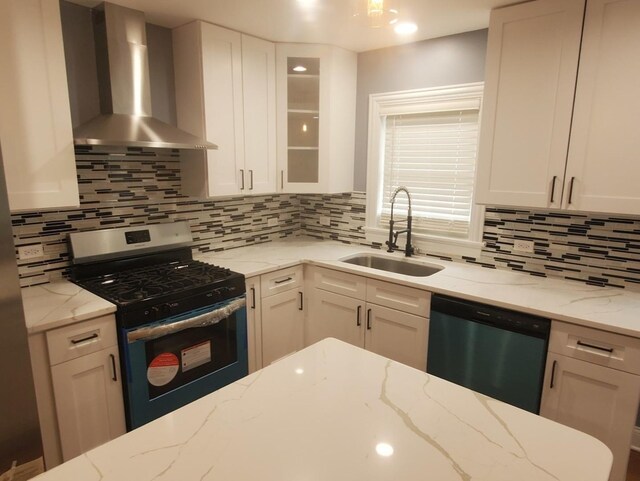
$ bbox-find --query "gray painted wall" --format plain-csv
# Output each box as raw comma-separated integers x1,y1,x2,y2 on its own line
353,29,488,191
59,1,177,127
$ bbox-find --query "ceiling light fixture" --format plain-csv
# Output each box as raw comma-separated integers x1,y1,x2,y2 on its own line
394,22,418,35
353,0,398,29
293,65,307,73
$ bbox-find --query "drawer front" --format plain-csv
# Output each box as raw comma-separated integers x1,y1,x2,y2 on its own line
366,279,430,317
311,266,366,299
549,321,640,375
47,315,118,366
260,265,303,297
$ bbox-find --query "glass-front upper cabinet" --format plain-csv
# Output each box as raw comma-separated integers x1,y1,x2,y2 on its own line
276,44,357,193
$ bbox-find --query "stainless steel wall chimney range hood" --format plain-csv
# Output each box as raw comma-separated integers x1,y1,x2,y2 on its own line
73,2,216,150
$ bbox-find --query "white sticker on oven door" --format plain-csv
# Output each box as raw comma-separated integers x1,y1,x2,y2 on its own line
181,341,212,372
147,353,179,386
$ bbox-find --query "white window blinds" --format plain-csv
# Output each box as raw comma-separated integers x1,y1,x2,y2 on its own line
381,108,480,239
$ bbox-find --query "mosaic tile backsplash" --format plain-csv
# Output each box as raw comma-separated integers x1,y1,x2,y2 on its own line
300,193,640,291
12,147,300,287
12,148,640,291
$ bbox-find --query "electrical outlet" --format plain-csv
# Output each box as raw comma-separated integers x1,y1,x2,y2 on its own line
18,244,44,260
319,216,331,226
267,217,278,227
513,239,534,253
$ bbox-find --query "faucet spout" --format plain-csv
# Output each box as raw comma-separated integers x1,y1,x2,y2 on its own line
385,187,415,257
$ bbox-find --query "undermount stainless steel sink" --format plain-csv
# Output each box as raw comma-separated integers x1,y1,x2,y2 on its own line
341,255,443,277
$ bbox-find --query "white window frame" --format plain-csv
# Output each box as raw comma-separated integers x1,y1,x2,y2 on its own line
365,82,485,258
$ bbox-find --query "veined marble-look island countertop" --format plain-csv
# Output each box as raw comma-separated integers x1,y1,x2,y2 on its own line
196,237,640,338
32,338,612,481
21,280,116,334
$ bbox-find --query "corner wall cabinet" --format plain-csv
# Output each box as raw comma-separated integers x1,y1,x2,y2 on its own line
28,315,126,468
173,22,276,197
0,0,79,212
540,321,640,481
305,266,429,370
276,44,356,193
246,266,305,371
475,0,640,215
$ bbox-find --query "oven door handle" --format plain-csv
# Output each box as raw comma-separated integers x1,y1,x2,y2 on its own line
127,298,246,343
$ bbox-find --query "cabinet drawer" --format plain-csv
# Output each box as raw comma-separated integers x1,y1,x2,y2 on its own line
311,266,366,299
366,279,430,317
47,315,117,366
261,265,303,297
549,321,640,375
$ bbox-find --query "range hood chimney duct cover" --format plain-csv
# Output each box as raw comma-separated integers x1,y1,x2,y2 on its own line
73,2,216,150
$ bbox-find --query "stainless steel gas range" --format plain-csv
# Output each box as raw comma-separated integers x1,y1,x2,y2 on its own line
68,222,248,430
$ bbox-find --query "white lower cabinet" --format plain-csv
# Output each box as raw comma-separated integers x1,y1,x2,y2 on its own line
246,266,305,370
51,346,126,461
306,266,429,371
261,289,304,366
29,314,126,468
540,321,640,481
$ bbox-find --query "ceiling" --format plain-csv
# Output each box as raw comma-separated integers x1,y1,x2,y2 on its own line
68,0,517,52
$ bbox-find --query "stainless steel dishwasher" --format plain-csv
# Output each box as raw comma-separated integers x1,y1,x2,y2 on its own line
427,295,551,414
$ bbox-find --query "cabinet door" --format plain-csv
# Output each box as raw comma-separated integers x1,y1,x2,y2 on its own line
305,288,364,347
365,305,428,371
242,35,276,194
51,346,125,461
564,0,640,215
475,0,584,208
0,0,79,212
246,277,262,373
540,354,640,481
260,289,304,366
201,23,245,197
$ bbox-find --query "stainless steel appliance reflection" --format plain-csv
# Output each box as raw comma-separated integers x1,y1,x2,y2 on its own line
0,143,44,478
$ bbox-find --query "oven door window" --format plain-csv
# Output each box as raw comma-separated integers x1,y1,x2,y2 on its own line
144,315,238,399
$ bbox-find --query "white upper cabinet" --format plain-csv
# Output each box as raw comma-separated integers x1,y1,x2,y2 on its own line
173,22,276,197
0,0,79,212
475,0,584,209
476,0,640,215
564,0,640,214
276,43,356,193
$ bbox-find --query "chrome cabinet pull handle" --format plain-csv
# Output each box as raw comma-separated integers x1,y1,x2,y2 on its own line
249,170,254,190
281,170,284,190
550,176,557,203
366,309,372,330
298,292,303,311
576,340,613,353
250,287,256,309
110,354,118,382
550,360,557,389
356,305,362,327
240,169,245,190
71,333,98,345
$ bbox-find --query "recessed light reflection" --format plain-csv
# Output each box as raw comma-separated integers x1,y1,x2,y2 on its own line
297,0,316,7
295,368,304,375
293,65,307,73
376,442,394,457
394,22,417,35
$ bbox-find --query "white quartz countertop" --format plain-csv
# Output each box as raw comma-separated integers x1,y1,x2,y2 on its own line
32,338,612,481
196,237,640,338
21,280,116,334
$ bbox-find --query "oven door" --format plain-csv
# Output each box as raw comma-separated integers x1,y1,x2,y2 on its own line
120,297,248,429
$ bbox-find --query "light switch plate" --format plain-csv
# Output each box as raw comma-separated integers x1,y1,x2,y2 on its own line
319,216,331,226
267,218,278,227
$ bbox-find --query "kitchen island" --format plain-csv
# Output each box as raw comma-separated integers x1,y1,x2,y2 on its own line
32,338,611,481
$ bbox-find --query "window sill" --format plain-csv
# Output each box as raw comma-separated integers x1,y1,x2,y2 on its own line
365,227,484,259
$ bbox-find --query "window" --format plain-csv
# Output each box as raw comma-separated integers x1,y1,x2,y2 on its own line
365,83,484,256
